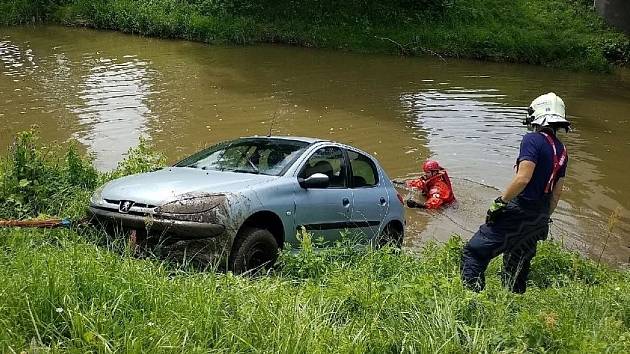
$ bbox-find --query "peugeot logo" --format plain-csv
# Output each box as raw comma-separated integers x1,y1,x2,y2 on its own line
119,200,135,213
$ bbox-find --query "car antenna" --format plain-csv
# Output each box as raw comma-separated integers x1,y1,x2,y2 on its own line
267,111,278,137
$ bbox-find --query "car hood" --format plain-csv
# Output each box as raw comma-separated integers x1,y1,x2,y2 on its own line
100,167,277,205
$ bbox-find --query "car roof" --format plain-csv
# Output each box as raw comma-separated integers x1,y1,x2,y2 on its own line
234,136,380,167
242,135,329,144
241,136,373,157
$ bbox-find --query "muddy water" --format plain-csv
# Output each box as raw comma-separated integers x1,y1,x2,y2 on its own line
1,26,629,265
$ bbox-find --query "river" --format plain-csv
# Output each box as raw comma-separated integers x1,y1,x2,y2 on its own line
1,26,628,265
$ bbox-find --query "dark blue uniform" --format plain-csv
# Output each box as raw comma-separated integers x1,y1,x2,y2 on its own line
461,132,568,293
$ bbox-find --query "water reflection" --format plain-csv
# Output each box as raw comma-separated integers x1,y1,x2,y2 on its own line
74,58,154,170
0,39,37,79
401,89,523,187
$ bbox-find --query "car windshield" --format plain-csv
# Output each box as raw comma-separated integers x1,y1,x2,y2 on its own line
174,138,310,176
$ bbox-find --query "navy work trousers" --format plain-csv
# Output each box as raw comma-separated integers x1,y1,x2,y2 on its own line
461,196,550,293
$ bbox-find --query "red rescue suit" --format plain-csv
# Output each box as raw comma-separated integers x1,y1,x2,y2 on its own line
405,170,455,209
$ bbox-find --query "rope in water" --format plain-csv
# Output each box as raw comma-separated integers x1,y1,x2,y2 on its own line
395,176,581,239
455,177,501,191
433,208,477,234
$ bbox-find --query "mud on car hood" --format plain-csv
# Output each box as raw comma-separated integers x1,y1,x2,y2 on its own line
99,167,277,206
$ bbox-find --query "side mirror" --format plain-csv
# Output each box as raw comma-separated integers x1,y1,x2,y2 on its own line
298,173,330,189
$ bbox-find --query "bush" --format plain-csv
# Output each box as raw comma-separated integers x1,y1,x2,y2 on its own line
0,131,165,220
0,131,98,219
0,0,69,24
104,137,166,180
188,0,452,21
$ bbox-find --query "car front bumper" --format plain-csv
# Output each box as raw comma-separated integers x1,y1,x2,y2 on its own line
89,206,226,238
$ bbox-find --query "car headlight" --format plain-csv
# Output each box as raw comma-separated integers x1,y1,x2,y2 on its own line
157,194,226,214
90,184,106,204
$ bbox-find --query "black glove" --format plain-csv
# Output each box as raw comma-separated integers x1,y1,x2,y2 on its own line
406,199,426,208
485,196,508,224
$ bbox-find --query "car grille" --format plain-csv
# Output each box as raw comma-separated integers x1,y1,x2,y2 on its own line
104,199,157,209
93,199,158,217
91,206,151,217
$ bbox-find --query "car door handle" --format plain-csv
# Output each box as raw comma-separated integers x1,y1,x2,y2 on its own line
380,197,387,206
342,198,350,207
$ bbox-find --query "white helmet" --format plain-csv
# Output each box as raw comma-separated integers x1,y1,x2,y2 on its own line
525,92,570,130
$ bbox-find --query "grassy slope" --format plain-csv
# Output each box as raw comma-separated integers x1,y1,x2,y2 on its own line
1,0,629,71
0,228,629,352
1,134,629,352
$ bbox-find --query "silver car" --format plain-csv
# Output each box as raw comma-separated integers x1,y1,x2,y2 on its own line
89,136,405,272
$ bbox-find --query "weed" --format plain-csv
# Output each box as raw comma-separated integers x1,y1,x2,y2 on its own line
0,130,164,220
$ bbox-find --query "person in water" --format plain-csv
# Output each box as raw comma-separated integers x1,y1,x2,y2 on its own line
405,159,455,209
461,92,570,294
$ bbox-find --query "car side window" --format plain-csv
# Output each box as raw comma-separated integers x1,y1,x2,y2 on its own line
299,147,347,188
347,150,378,187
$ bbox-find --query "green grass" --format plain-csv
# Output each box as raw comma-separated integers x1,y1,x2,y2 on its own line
1,227,629,352
1,133,629,352
1,0,629,71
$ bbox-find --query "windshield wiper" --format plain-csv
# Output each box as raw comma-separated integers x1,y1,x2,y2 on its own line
232,168,260,175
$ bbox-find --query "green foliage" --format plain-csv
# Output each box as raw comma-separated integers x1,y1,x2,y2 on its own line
104,137,166,180
0,0,68,25
277,228,372,280
530,240,609,287
0,131,98,219
1,0,628,70
0,131,165,220
186,0,452,24
0,226,628,352
602,37,630,65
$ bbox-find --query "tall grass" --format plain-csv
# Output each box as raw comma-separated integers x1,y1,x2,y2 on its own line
1,227,629,352
0,0,628,71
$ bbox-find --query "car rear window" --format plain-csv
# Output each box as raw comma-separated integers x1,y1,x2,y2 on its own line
347,150,378,187
175,138,309,176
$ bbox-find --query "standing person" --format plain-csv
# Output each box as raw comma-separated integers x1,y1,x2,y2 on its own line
461,92,570,293
405,160,456,209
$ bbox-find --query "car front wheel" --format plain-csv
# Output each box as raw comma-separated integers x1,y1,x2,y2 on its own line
230,227,279,274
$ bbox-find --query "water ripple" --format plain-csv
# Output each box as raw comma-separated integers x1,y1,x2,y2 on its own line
401,89,524,187
73,59,154,170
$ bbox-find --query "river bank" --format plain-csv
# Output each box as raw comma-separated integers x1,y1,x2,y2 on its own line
1,0,629,71
0,131,629,352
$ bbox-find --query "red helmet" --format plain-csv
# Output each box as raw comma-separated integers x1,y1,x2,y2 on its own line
422,160,441,173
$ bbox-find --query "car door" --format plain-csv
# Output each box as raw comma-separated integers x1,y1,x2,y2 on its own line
293,145,353,244
346,149,388,240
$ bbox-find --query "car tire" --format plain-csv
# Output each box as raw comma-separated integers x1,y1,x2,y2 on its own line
376,222,403,248
230,227,279,274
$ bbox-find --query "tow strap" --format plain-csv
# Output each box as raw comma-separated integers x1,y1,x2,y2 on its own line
540,132,567,193
0,218,73,228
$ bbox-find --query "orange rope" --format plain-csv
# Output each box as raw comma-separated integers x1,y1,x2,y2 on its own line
0,219,64,228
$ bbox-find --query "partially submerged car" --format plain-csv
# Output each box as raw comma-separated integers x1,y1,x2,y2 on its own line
90,136,405,273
